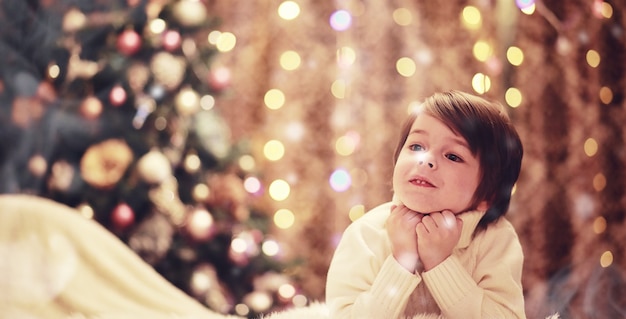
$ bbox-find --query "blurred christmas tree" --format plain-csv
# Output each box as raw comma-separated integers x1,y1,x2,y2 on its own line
0,0,304,317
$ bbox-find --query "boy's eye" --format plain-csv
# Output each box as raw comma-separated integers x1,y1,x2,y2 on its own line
446,153,463,162
409,144,423,151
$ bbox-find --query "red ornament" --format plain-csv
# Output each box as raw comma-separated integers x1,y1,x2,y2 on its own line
207,66,231,91
109,85,127,106
112,203,135,229
117,29,142,56
162,30,182,52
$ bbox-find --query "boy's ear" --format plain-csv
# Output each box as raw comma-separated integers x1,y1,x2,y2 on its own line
476,201,489,211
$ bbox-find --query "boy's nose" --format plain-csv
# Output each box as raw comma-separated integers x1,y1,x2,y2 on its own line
416,153,435,169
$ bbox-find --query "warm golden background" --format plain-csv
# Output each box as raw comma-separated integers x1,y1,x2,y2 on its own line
1,0,624,318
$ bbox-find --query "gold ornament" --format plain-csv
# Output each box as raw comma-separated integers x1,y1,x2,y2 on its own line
136,149,172,184
172,0,208,27
80,139,133,189
150,52,186,91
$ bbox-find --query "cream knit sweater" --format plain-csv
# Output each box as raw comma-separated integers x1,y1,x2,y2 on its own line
325,202,527,319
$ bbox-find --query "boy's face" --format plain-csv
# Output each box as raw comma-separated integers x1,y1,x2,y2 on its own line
392,113,482,215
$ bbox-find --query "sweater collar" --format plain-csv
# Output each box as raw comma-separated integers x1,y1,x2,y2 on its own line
456,210,486,248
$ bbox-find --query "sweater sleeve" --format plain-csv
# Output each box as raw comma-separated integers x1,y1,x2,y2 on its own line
421,219,526,319
325,205,421,319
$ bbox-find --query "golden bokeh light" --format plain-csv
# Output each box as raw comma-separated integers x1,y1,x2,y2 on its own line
506,46,524,66
599,86,613,104
396,57,416,77
264,89,286,110
216,32,236,52
274,208,295,229
586,50,600,68
600,2,613,18
337,46,356,68
505,87,523,108
392,8,412,26
600,250,613,268
263,140,285,161
584,138,598,157
238,154,256,171
349,204,365,221
148,19,166,34
461,6,482,30
335,135,357,156
593,173,606,192
471,73,491,94
278,1,300,20
331,79,347,99
269,179,290,201
280,50,301,71
593,216,606,234
473,40,493,62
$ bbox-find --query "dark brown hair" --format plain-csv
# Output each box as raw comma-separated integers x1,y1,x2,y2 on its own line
393,91,523,230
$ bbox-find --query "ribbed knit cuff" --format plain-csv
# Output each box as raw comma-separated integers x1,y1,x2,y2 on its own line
421,255,478,310
368,255,421,317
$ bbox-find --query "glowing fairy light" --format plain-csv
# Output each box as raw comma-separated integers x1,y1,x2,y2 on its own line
269,179,290,201
515,0,535,9
238,154,256,171
584,138,598,157
461,6,482,30
396,57,416,77
337,46,356,68
264,89,286,110
330,10,352,31
593,173,606,192
506,46,524,66
262,239,280,257
593,216,607,234
586,50,601,68
216,32,236,52
264,140,285,161
278,1,300,20
471,73,491,94
392,8,412,26
505,87,523,108
329,168,351,192
600,251,613,268
274,208,295,229
349,204,365,221
473,40,493,62
280,50,301,71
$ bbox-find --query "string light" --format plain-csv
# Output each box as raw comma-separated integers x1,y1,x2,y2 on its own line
278,1,300,20
473,40,493,62
279,50,301,71
586,49,601,68
471,73,491,94
396,57,416,77
461,6,482,30
216,32,236,52
274,208,295,229
506,46,524,66
263,140,285,161
269,179,290,201
392,8,412,26
264,89,286,110
505,87,523,108
584,138,598,157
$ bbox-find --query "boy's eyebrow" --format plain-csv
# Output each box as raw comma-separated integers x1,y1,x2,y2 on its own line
408,129,470,149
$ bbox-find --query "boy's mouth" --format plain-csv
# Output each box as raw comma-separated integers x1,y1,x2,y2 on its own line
409,177,435,187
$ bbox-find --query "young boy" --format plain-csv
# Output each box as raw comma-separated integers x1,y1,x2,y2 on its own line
325,90,526,318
